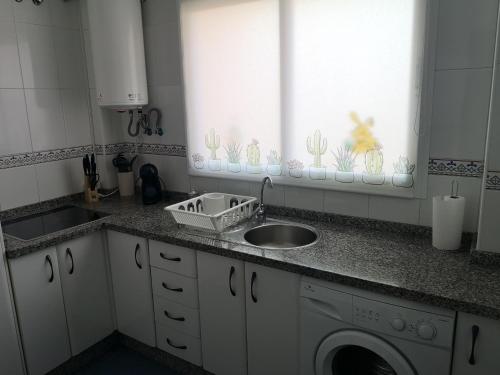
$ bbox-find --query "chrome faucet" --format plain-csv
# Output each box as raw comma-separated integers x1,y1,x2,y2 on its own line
255,176,274,223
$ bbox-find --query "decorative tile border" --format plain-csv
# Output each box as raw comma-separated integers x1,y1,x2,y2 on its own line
0,143,187,170
428,158,484,178
0,145,93,170
486,171,500,191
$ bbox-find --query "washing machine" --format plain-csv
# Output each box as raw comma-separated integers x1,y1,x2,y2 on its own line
300,278,456,375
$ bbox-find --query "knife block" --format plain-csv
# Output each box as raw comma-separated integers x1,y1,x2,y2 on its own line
84,176,99,203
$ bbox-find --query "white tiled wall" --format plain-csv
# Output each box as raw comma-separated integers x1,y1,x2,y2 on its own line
1,0,497,239
0,0,92,210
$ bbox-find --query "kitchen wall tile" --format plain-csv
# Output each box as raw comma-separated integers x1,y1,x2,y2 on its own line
486,64,500,171
142,0,178,26
49,0,81,29
0,89,32,155
35,158,83,201
435,0,498,70
249,181,285,207
219,179,250,196
79,0,88,30
284,186,324,211
96,154,118,190
82,29,95,89
430,68,492,160
89,89,123,146
143,22,182,86
161,156,189,193
25,88,66,151
189,176,220,194
0,165,39,210
368,196,420,225
53,28,86,88
16,23,59,88
144,85,186,145
0,22,23,88
13,0,51,25
419,174,481,232
61,88,91,147
0,0,14,23
324,190,369,218
478,190,500,252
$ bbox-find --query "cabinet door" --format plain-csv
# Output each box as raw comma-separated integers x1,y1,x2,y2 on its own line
245,263,300,375
452,312,500,375
107,231,155,346
9,247,71,375
198,252,247,375
57,232,114,355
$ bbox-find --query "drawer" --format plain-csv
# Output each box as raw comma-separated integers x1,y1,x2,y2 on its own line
156,324,202,366
154,296,200,338
151,267,199,308
149,241,197,277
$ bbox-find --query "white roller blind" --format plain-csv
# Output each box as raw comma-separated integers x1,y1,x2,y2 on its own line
181,0,428,197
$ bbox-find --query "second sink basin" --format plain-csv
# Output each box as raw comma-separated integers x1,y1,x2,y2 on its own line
244,223,318,250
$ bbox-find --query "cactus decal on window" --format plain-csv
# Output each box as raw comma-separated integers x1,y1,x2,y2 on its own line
190,112,416,191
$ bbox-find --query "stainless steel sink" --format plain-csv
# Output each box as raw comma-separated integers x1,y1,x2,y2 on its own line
243,223,318,250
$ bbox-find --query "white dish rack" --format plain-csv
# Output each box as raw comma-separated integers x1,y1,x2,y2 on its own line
165,193,257,232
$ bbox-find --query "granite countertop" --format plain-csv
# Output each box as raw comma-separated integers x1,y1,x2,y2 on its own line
3,194,500,320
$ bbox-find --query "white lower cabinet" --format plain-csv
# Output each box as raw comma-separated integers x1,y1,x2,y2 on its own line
197,253,300,375
9,247,71,375
245,263,300,375
452,312,500,375
56,233,114,355
107,231,156,346
197,252,247,375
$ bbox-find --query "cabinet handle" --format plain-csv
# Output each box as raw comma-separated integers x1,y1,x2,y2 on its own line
166,338,187,350
45,255,54,283
164,310,185,322
160,253,181,262
66,248,74,275
250,271,257,303
162,282,183,292
134,244,142,269
469,325,480,365
229,266,236,296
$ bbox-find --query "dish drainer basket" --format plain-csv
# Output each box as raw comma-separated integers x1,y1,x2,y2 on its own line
165,193,257,232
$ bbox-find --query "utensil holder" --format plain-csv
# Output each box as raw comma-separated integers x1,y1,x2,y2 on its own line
117,171,135,197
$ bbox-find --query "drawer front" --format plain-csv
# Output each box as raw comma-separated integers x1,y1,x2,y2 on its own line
151,267,199,308
154,296,200,338
156,324,202,366
149,241,197,277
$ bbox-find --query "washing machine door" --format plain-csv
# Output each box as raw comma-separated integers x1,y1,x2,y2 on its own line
315,330,416,375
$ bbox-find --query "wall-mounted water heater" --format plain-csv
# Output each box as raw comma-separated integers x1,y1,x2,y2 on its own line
86,0,148,110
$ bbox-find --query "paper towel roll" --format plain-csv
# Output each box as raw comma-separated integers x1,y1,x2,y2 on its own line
432,195,466,250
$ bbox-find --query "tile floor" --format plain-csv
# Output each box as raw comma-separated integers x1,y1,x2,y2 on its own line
76,346,179,375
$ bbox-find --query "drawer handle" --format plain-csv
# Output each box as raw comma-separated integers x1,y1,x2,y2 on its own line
66,248,74,275
469,325,479,365
250,271,257,303
45,255,54,283
160,253,181,262
162,282,183,292
134,244,142,269
229,266,236,296
166,338,187,350
164,310,185,322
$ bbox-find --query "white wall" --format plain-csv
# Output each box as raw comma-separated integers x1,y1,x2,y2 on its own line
0,0,93,210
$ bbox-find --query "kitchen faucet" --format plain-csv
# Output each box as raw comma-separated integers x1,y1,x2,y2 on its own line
255,176,274,223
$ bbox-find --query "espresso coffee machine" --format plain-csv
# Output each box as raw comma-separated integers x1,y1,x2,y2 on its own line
139,163,162,204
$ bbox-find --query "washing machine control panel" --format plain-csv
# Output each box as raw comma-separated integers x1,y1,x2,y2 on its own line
353,296,454,348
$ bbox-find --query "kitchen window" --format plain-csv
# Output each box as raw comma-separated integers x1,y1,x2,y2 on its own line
180,0,434,197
